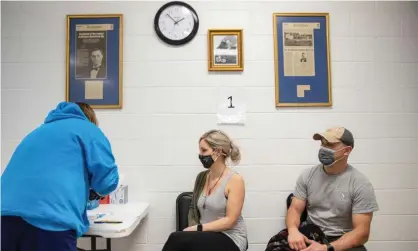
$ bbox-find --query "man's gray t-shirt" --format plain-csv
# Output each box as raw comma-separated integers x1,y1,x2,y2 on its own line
294,164,379,236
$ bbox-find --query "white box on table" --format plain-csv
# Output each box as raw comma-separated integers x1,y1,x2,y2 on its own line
110,185,128,204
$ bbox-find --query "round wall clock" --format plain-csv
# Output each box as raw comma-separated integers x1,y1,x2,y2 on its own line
154,1,199,46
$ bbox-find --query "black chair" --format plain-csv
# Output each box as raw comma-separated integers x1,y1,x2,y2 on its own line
286,193,308,223
176,192,193,231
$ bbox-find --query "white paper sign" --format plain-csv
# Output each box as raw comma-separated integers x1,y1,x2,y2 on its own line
217,95,246,125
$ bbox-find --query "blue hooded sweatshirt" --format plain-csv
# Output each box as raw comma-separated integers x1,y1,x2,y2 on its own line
1,102,119,237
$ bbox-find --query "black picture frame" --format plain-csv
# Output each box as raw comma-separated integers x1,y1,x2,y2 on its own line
154,1,199,46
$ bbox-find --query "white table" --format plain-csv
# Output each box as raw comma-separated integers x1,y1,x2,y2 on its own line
79,202,150,251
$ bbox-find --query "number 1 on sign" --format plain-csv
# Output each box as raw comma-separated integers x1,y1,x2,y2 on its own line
227,96,235,108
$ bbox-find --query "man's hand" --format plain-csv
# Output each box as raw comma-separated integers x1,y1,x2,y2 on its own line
182,225,197,231
301,238,327,251
288,228,307,250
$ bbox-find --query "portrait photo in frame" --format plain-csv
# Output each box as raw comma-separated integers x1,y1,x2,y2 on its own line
273,13,332,107
66,14,123,109
208,29,244,71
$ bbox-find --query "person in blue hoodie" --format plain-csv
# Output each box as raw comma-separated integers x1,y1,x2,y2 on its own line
1,101,119,251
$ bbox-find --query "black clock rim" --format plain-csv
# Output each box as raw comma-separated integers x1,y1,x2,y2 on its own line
154,1,199,46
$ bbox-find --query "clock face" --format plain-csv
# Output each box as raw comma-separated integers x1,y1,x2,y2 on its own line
154,1,199,46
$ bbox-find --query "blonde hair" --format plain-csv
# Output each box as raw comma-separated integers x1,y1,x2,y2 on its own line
76,102,98,126
199,129,241,164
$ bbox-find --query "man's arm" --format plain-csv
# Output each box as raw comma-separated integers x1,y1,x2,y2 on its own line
330,178,378,251
287,169,310,251
288,169,309,230
286,196,307,231
329,213,373,251
301,200,375,251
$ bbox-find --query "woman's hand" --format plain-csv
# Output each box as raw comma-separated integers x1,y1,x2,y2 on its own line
183,225,197,231
89,189,104,201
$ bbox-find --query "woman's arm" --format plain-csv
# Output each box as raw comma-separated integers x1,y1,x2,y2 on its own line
186,173,245,232
84,131,119,196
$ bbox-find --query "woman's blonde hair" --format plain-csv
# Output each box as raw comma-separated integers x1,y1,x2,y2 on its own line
76,102,98,126
199,129,241,164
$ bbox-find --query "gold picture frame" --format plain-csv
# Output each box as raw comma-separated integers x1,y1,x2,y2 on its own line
208,29,244,71
66,14,123,109
273,13,332,107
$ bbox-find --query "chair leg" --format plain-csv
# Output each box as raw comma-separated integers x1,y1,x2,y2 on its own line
106,238,112,251
91,236,97,251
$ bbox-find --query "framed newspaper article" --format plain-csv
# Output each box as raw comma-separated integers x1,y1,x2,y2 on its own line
273,13,331,107
208,29,244,71
66,14,123,109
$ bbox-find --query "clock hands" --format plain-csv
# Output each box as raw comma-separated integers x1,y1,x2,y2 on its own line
166,13,185,26
174,17,185,25
166,13,176,23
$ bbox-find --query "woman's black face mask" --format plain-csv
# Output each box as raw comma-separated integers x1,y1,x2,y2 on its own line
198,154,214,169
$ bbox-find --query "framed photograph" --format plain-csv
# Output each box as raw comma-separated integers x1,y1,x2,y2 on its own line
66,14,123,109
273,13,332,107
208,29,244,71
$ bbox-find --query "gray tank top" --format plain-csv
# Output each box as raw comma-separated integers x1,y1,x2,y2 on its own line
197,171,248,251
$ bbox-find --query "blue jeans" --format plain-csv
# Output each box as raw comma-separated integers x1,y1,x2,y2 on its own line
1,216,77,251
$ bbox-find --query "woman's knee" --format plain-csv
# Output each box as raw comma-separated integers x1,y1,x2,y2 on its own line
166,231,188,243
168,231,185,238
163,231,192,250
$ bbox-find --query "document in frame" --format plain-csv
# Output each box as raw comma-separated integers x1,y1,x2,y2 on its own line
282,22,319,77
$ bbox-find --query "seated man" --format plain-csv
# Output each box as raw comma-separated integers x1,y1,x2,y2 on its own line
286,127,379,251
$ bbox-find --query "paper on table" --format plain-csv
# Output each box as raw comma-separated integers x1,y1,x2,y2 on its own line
87,211,136,224
92,214,141,225
94,215,125,222
88,212,110,221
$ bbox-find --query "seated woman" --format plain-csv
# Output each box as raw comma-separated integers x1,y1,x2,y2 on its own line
162,129,248,251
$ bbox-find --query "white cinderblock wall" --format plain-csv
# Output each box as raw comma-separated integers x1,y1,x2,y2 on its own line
1,1,418,251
